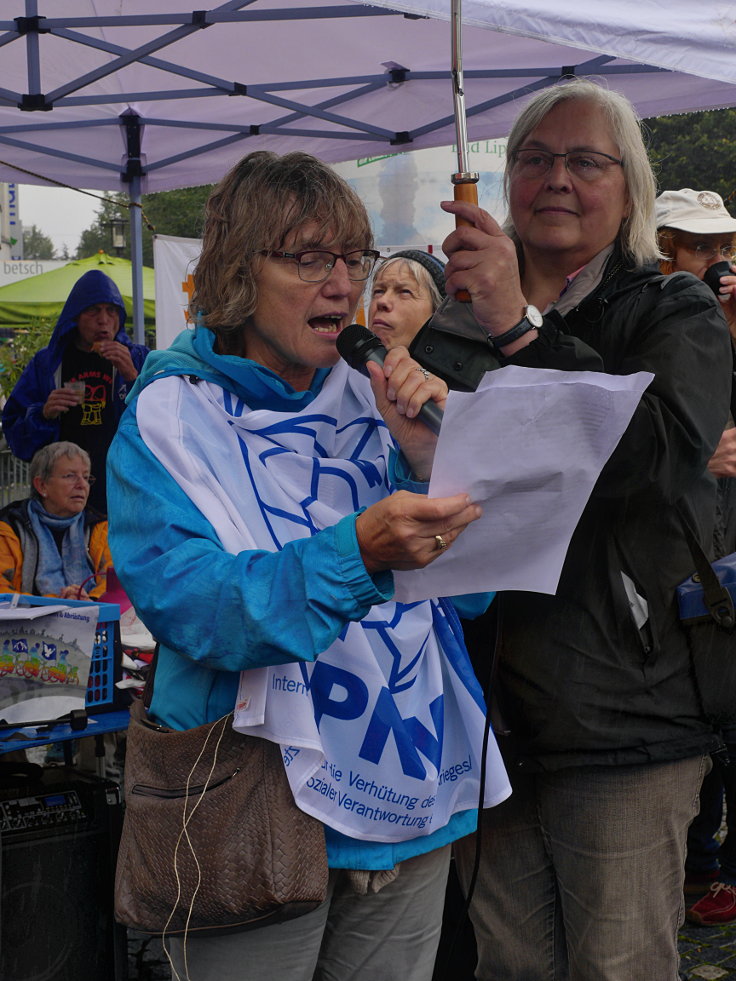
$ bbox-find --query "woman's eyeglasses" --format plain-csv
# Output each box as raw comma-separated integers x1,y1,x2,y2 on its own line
682,244,736,262
511,148,623,182
260,249,381,284
51,472,96,485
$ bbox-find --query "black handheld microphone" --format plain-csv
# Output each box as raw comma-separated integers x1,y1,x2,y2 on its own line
336,323,444,436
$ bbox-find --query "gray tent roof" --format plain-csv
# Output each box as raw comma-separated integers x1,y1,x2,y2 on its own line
0,0,735,195
3,0,734,343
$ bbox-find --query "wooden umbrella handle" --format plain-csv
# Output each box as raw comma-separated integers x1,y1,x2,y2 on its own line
453,181,478,301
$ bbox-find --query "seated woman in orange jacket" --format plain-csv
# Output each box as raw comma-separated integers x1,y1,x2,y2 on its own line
0,441,111,599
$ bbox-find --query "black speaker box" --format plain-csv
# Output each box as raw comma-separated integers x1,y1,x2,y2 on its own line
0,764,127,981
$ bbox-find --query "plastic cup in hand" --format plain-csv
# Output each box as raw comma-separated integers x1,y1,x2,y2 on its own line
64,380,86,403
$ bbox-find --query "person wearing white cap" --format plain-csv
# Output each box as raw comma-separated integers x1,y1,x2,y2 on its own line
656,188,736,928
654,187,736,482
656,188,736,334
656,189,736,484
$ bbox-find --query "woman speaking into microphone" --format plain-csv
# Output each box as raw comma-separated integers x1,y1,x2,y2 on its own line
107,150,509,981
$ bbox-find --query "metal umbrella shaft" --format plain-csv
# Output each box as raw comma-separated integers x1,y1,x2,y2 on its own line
451,0,479,215
451,0,478,300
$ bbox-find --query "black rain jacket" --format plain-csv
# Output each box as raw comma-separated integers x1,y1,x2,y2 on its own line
493,250,732,770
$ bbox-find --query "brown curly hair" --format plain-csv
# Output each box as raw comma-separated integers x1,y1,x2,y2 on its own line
656,227,684,275
192,151,373,354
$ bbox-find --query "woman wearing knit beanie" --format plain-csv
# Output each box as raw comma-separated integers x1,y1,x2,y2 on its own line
368,250,446,350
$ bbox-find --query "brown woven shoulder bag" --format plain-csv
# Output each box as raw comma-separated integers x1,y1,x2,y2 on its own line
114,697,328,936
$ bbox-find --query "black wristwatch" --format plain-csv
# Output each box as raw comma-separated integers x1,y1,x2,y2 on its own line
488,305,543,351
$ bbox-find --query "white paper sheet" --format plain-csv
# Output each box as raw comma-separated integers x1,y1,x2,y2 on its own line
0,603,69,619
393,366,653,603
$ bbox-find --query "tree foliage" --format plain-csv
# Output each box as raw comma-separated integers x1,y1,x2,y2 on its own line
76,185,213,266
643,108,736,207
76,193,129,260
22,224,56,260
0,320,54,396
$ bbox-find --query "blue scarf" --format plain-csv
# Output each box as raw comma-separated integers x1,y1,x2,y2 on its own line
27,500,92,596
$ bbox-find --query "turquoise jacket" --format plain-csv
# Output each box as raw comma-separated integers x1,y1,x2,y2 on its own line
107,327,490,869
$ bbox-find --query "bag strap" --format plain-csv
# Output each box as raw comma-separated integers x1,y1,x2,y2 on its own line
142,643,159,710
676,503,735,629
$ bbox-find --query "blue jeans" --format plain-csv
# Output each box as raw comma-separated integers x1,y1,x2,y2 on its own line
454,756,708,981
686,738,736,883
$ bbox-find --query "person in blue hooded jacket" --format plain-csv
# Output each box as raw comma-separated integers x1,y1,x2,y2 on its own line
1,269,149,512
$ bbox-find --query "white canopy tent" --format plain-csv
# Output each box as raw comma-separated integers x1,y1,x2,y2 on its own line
1,0,735,341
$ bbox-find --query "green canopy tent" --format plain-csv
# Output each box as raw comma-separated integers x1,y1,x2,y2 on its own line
0,252,155,335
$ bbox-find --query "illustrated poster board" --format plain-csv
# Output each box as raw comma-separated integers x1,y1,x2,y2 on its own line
0,603,99,725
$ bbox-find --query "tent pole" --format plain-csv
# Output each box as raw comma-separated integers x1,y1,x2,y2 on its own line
121,110,146,347
128,177,145,347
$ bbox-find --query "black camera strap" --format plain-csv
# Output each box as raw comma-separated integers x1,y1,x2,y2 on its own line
677,503,735,630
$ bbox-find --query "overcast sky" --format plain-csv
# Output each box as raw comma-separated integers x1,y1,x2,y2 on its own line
18,183,105,256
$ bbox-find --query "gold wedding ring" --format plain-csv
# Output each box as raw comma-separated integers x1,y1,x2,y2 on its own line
416,367,430,381
435,535,448,551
